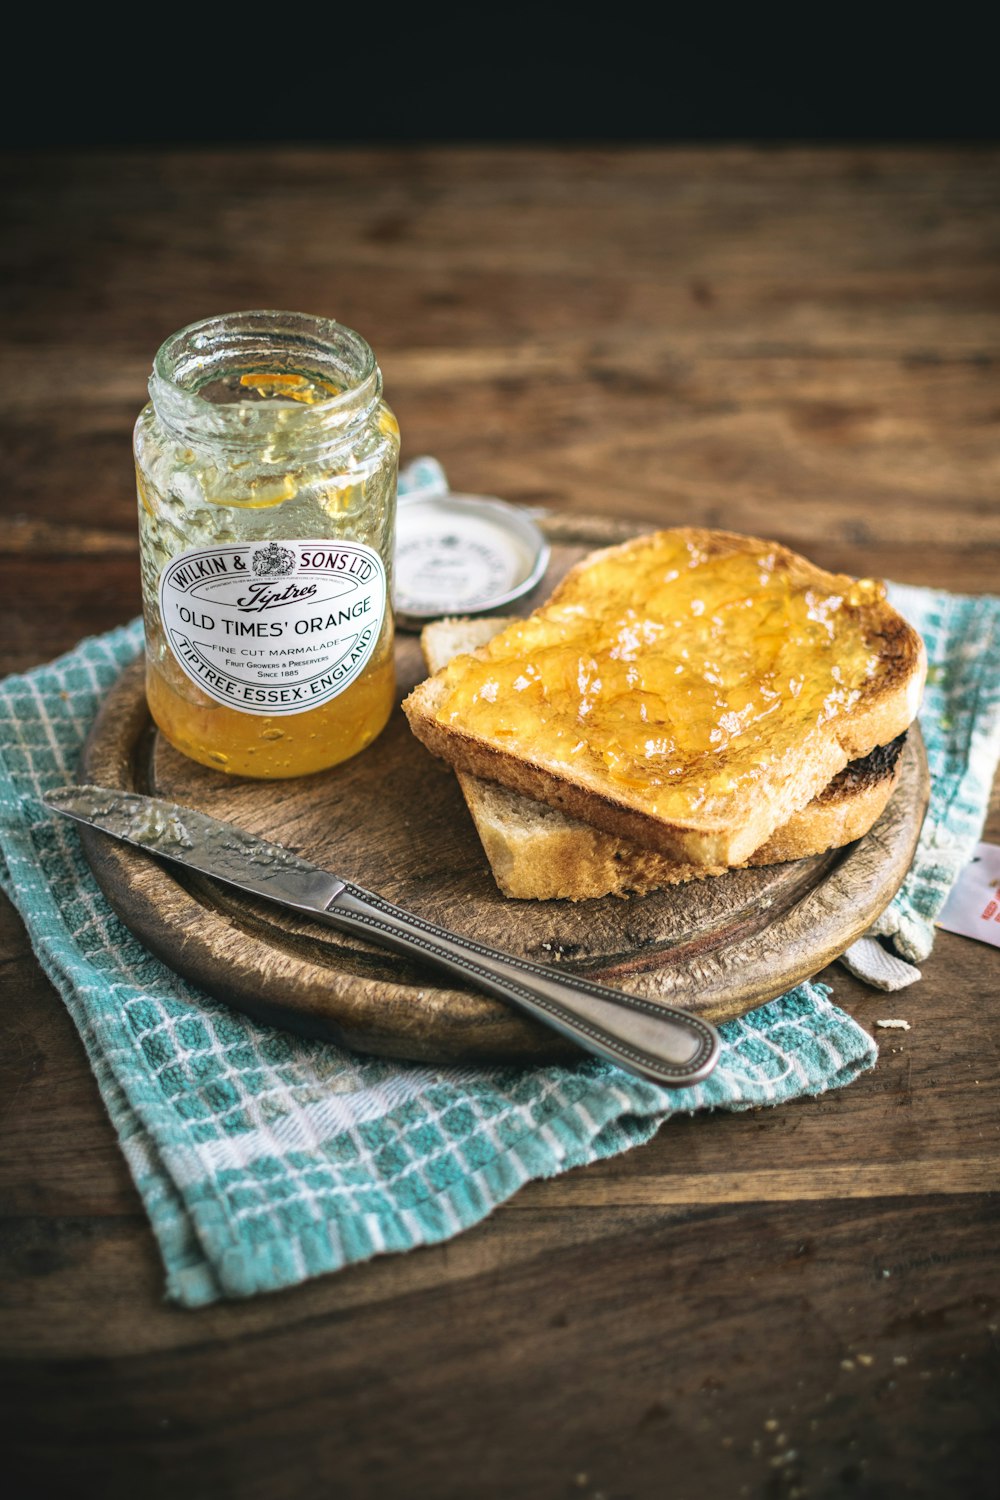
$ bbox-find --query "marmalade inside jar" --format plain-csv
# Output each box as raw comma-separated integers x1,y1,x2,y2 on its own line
145,641,396,777
433,532,883,819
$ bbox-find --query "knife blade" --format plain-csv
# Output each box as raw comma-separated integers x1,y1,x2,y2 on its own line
45,786,720,1088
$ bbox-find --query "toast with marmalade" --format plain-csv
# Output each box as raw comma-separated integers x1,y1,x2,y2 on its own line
420,616,909,899
403,529,926,871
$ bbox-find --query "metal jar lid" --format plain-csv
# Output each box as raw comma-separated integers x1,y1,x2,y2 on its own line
394,491,550,629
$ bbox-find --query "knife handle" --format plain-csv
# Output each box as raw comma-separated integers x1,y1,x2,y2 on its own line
320,883,720,1087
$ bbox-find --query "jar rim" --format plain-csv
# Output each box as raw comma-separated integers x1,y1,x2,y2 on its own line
152,309,378,413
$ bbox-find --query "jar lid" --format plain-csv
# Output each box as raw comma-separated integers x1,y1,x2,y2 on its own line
394,492,550,629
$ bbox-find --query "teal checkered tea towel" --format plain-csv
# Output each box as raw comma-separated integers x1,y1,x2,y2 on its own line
1,504,998,1303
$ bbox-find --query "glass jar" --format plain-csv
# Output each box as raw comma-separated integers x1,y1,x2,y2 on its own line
134,311,399,778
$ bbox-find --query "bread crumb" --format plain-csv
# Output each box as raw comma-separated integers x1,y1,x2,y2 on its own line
876,1018,911,1030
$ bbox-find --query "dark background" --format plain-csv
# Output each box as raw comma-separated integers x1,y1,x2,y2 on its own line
8,18,996,146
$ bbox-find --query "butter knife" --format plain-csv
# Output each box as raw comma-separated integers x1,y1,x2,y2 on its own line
44,786,720,1088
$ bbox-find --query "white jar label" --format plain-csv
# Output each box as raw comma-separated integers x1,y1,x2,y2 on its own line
158,539,387,716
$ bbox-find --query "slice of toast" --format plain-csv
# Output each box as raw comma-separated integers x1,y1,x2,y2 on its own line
421,616,906,900
404,529,926,869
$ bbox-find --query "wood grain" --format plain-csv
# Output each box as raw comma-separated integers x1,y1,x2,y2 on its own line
2,146,999,1500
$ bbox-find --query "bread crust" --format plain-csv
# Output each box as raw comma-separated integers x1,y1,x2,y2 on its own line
403,531,926,869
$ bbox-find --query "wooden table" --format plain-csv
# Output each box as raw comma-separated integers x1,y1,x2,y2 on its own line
2,147,998,1499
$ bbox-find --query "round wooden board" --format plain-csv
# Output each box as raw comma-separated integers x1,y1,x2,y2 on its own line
77,518,930,1065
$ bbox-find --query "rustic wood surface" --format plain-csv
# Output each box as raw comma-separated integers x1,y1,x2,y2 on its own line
1,146,999,1499
75,546,929,1062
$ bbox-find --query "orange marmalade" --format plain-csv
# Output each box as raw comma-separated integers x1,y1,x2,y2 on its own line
433,532,884,820
135,312,399,779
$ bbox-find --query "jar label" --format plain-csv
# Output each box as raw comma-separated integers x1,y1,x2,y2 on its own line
158,540,387,716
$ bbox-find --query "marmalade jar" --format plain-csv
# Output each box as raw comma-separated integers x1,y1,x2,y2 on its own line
134,311,399,777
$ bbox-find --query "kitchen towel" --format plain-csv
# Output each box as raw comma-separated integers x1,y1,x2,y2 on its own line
2,469,998,1304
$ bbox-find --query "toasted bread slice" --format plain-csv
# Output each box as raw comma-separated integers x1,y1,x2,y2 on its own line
421,616,906,900
404,530,926,869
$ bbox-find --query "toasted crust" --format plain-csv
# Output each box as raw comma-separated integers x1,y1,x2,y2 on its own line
403,531,926,869
745,735,905,866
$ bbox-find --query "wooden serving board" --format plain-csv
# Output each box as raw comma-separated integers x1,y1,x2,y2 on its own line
77,517,930,1065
